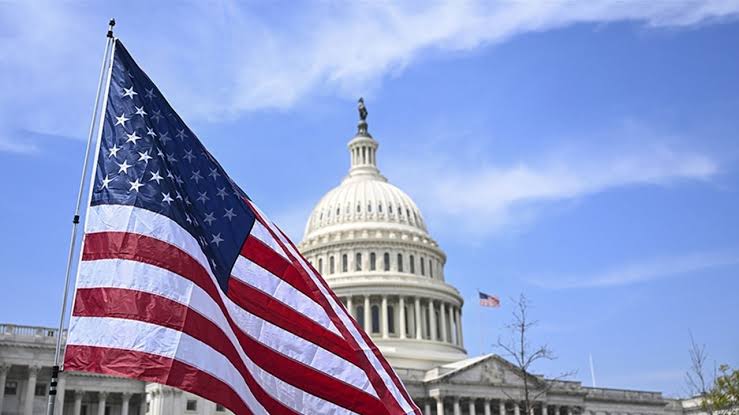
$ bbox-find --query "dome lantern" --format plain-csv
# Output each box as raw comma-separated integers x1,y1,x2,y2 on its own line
348,98,381,179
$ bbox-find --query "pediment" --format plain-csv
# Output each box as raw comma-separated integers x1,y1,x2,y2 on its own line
429,354,541,387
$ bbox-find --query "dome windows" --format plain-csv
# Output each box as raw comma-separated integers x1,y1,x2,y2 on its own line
318,258,323,274
329,256,335,274
383,253,390,271
420,257,425,276
397,253,404,272
410,255,415,274
371,305,380,333
342,254,348,273
378,203,383,213
370,253,376,271
355,253,362,271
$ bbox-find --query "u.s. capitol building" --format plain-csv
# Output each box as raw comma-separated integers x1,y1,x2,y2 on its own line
0,104,692,415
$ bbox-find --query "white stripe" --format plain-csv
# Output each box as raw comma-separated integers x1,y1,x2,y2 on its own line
248,201,415,414
67,316,268,415
81,205,373,412
249,220,289,260
232,255,340,335
77,258,376,398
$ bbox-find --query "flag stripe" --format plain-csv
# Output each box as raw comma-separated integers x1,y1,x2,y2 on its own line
67,316,271,415
246,204,419,414
72,287,380,414
232,250,338,334
65,345,256,415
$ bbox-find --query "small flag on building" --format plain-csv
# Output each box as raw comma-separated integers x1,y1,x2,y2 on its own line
479,291,501,308
63,38,420,415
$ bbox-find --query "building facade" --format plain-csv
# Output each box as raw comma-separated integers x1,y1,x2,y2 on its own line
0,104,697,415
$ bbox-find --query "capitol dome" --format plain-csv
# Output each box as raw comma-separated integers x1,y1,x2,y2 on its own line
299,100,467,370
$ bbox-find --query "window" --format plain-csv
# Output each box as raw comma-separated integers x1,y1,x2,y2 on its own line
404,306,410,337
409,255,415,274
5,381,17,395
383,253,390,271
105,406,111,415
368,203,372,212
387,305,395,334
429,259,433,278
435,310,441,339
371,305,380,333
356,305,365,328
318,258,323,274
356,203,361,213
420,257,425,275
35,383,47,396
355,253,362,271
378,203,383,213
329,256,335,274
186,400,198,411
397,254,404,272
216,404,226,412
81,405,88,415
342,254,348,272
388,204,393,214
370,252,376,271
336,207,340,215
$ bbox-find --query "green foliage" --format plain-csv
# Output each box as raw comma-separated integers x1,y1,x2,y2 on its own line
702,365,739,415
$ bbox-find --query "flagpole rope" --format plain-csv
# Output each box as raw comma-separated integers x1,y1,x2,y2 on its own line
46,19,116,415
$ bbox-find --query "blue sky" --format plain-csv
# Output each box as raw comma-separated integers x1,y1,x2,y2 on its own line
1,1,738,396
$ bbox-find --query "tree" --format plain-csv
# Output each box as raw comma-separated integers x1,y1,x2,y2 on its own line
704,365,739,415
686,332,714,415
496,294,575,415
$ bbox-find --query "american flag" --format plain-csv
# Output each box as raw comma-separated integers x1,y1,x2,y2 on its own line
63,39,420,415
479,291,500,308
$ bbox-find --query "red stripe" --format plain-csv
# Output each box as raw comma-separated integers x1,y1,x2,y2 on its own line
73,287,386,414
64,345,254,415
245,206,415,414
240,236,317,300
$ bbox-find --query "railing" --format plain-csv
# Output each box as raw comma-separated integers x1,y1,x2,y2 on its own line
0,323,65,338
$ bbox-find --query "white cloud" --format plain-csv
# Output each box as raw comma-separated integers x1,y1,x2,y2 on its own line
1,0,738,152
529,249,739,289
386,141,719,235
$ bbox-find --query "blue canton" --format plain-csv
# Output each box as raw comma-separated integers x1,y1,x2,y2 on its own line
91,40,256,291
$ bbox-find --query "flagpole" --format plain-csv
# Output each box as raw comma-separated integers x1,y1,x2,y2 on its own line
46,19,116,415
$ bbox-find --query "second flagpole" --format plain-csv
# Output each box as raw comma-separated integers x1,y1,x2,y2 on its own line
45,19,117,415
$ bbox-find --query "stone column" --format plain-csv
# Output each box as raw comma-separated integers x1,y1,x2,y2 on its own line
514,402,520,415
55,373,67,415
436,398,445,415
381,295,389,338
399,297,407,339
363,296,371,333
453,398,461,415
414,297,422,339
483,399,491,415
122,392,132,415
499,400,506,415
24,365,39,415
346,296,353,317
429,300,437,341
440,302,448,342
73,390,84,415
469,399,477,415
423,400,431,415
0,363,10,413
98,391,108,415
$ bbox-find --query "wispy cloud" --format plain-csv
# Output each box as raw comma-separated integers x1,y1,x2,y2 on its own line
387,139,719,236
529,249,739,289
1,1,738,151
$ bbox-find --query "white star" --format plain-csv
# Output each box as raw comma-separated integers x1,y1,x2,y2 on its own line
204,212,216,225
122,86,138,99
115,113,129,127
161,192,174,204
135,106,147,117
174,175,184,185
145,88,156,100
159,131,171,144
197,191,210,204
101,175,113,189
117,160,132,174
191,170,203,184
183,149,195,162
138,150,152,164
151,110,163,123
175,191,182,200
128,178,144,192
210,259,218,269
157,148,165,158
209,168,221,180
146,127,156,138
125,131,141,145
176,129,187,140
210,233,223,246
166,170,174,180
223,208,236,221
166,153,177,163
108,144,121,158
185,197,192,206
149,170,163,184
185,213,192,224
216,187,228,200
